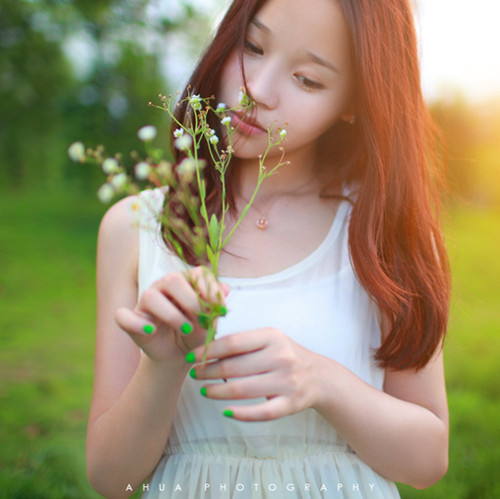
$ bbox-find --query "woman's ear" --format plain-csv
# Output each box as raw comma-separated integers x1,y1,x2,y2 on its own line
340,102,356,125
341,113,356,124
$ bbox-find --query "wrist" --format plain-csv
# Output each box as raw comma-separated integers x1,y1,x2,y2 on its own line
310,355,343,414
140,348,191,379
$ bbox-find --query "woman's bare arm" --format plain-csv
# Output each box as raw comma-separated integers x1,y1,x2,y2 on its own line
86,198,224,498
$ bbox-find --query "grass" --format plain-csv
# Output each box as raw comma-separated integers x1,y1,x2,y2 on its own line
0,188,498,498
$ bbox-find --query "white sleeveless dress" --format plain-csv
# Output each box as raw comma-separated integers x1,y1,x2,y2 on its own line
138,190,400,498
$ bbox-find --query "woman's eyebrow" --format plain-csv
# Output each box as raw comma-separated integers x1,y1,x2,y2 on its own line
251,16,271,34
250,16,339,74
305,51,340,74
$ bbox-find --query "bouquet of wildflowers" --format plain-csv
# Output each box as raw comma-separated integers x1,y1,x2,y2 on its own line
68,91,287,360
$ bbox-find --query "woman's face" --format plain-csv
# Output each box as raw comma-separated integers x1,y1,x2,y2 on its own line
218,0,354,161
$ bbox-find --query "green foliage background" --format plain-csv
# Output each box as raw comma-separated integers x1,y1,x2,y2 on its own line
1,0,499,497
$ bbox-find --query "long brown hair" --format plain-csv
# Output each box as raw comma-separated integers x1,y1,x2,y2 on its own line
170,0,450,371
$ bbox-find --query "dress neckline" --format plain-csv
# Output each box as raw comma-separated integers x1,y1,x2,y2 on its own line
218,199,349,287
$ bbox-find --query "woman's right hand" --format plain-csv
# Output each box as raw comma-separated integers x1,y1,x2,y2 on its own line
115,266,228,364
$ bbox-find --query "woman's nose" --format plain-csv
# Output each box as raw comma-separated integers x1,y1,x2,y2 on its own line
245,60,280,110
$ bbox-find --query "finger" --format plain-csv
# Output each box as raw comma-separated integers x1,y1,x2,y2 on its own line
191,349,269,380
187,266,227,306
137,287,193,332
200,373,279,401
153,272,202,318
115,307,157,337
222,397,291,422
220,282,231,297
190,329,268,363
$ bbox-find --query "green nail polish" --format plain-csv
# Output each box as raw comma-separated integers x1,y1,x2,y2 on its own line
223,409,234,418
200,386,207,397
143,324,154,334
213,303,227,317
189,368,196,379
181,323,193,335
185,351,196,363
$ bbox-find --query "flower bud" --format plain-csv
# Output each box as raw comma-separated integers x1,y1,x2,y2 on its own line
102,158,120,174
137,125,157,142
97,183,114,203
189,94,202,111
175,134,193,151
177,158,197,177
67,142,85,162
111,172,127,189
134,161,151,180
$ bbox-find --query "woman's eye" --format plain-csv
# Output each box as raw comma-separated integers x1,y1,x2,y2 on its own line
296,75,323,90
244,40,263,56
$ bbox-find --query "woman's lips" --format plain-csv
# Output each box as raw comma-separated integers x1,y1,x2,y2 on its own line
230,111,267,137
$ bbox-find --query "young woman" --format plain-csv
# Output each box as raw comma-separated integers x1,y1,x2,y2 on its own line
86,0,450,497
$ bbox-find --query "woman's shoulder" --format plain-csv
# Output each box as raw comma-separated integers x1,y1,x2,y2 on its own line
99,195,140,239
97,195,140,268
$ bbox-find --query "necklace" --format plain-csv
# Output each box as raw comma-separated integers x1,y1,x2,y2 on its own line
238,178,321,231
256,217,269,231
255,213,270,231
237,195,276,231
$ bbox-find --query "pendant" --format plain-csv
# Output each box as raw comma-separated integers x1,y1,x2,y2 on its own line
256,218,269,230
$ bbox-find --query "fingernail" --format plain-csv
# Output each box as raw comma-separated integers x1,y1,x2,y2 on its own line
200,386,207,397
189,368,196,379
143,324,155,334
181,322,193,335
223,409,234,418
185,351,196,363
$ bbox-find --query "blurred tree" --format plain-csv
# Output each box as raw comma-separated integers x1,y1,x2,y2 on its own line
0,0,215,192
0,0,73,188
429,93,500,206
429,94,480,203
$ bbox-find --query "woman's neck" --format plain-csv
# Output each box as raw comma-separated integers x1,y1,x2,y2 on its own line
233,145,322,202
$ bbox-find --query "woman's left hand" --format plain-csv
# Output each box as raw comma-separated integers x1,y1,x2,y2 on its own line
187,327,323,421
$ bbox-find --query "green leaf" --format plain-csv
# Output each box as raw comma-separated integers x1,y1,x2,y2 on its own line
171,239,184,260
206,244,217,269
198,313,211,330
200,203,208,222
208,213,219,250
199,178,206,199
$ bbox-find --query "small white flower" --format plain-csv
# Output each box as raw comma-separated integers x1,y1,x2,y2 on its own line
221,116,231,126
216,102,226,112
137,125,157,142
238,90,251,107
210,134,219,145
97,183,114,204
173,128,184,138
177,157,197,176
279,129,287,140
67,142,85,162
189,94,202,111
134,161,151,180
102,157,119,174
174,134,192,151
111,172,127,189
